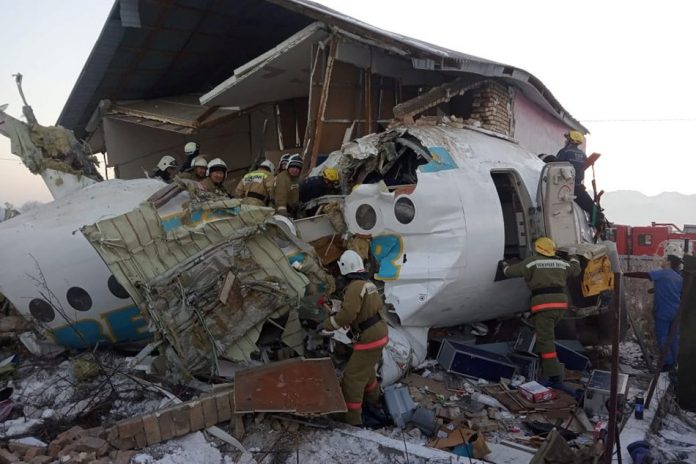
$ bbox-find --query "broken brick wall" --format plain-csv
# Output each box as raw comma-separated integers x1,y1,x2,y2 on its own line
468,81,513,136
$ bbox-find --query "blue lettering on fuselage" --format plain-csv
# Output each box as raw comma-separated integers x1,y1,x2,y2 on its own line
51,305,152,349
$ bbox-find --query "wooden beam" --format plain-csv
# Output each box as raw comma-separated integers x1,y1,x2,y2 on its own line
308,37,337,172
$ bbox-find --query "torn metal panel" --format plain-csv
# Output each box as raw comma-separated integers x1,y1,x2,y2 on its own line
201,23,330,108
81,183,330,376
107,95,239,132
233,358,346,415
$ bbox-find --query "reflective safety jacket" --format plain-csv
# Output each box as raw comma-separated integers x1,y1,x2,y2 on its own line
323,277,388,348
234,169,274,206
504,254,581,312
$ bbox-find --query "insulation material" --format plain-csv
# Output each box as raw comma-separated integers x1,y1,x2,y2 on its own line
81,183,330,377
0,107,102,197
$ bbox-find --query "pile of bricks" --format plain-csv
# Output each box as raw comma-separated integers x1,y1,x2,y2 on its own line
0,426,132,464
0,388,235,463
469,81,512,136
108,388,235,450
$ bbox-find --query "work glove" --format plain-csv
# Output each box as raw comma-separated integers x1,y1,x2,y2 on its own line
312,322,331,336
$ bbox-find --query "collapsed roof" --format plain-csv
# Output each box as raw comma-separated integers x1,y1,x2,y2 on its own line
58,0,586,141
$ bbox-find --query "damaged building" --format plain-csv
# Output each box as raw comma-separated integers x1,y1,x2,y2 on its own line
59,0,585,181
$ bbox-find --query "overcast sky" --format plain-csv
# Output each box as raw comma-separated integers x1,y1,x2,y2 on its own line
1,0,695,207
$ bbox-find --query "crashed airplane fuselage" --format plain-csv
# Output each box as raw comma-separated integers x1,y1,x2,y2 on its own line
0,121,608,367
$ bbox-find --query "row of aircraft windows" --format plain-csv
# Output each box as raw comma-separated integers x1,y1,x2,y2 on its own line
28,275,129,323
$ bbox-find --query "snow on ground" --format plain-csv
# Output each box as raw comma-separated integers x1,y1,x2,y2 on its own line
280,428,424,464
648,408,696,463
132,432,233,464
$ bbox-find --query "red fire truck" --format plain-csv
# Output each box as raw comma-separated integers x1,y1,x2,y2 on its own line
609,223,696,257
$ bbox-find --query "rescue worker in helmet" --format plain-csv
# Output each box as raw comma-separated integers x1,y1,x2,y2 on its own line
275,154,302,217
180,141,200,172
320,250,388,426
201,158,229,196
278,153,291,173
555,131,600,220
151,155,179,183
300,167,341,204
501,237,581,386
178,156,208,182
233,160,275,206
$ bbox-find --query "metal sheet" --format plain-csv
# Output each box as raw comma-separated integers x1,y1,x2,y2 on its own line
234,358,346,415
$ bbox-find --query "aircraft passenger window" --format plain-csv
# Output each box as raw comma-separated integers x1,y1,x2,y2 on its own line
108,275,130,299
66,287,93,312
356,204,377,230
29,298,55,322
394,197,415,224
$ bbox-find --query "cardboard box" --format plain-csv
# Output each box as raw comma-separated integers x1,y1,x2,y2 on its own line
518,381,554,403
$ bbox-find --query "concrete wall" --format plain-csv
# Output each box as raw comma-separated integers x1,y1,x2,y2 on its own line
512,92,573,157
621,255,662,359
103,117,252,180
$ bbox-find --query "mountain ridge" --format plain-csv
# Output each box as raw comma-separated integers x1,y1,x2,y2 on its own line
601,191,696,226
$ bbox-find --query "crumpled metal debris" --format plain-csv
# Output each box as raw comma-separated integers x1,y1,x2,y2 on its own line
81,184,332,378
0,76,102,181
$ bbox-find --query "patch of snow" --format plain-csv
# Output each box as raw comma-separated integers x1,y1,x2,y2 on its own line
0,417,42,438
133,432,225,464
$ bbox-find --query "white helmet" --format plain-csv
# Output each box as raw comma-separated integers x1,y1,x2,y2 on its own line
184,142,199,155
157,155,177,171
260,159,275,172
207,157,228,175
279,153,291,170
287,154,303,169
338,250,365,275
663,242,684,259
191,156,208,168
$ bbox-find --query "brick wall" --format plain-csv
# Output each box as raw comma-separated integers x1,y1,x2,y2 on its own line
469,81,512,136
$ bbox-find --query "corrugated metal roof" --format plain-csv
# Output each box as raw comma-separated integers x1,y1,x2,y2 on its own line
59,0,586,139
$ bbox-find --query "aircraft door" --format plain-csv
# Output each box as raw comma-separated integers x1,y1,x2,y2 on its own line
537,162,580,246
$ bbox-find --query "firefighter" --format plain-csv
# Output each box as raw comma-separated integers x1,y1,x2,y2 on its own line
555,131,598,219
201,158,229,196
320,250,388,426
299,167,341,204
502,237,581,383
233,160,275,206
275,154,302,217
625,252,683,371
180,141,200,172
178,156,208,182
150,155,178,183
278,153,291,173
